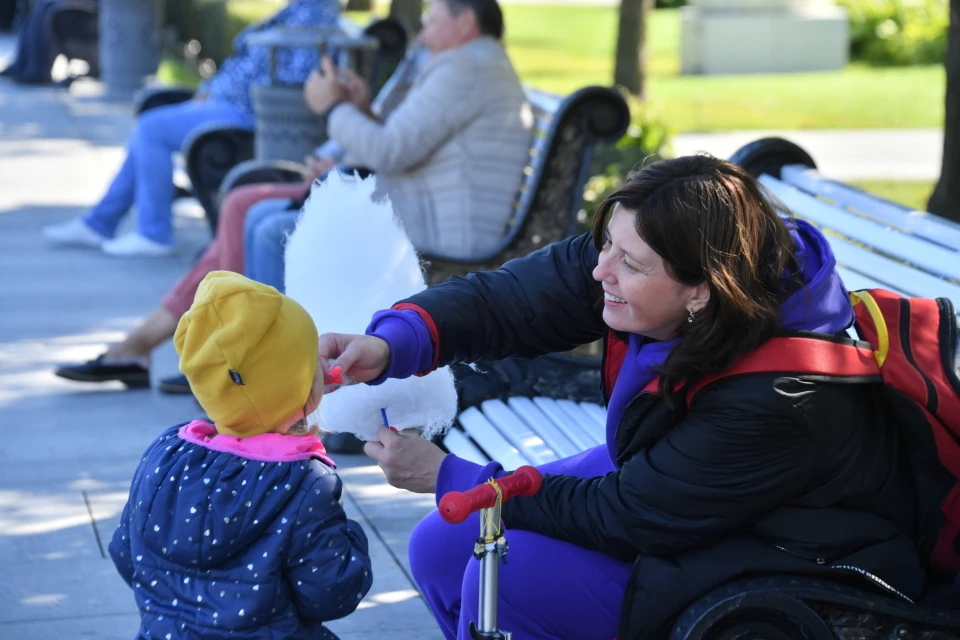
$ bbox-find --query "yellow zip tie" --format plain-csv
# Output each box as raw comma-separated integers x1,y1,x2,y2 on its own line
480,479,505,542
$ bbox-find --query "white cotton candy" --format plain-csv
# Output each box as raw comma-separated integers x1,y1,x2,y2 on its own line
283,172,458,441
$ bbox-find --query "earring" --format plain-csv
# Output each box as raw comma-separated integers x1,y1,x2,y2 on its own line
687,309,696,323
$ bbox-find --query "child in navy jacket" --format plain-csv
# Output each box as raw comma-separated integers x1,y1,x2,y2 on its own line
109,272,372,639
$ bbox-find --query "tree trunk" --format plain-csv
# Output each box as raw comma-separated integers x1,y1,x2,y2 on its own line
388,0,422,36
345,0,374,12
928,0,960,222
614,0,654,98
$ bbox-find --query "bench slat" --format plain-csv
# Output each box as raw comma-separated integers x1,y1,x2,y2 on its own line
556,399,606,445
525,87,564,114
529,397,599,451
481,399,560,465
457,406,531,471
533,115,553,136
781,165,960,252
506,397,582,459
443,428,491,465
580,402,608,431
534,397,604,448
835,265,906,296
829,233,960,303
760,176,960,284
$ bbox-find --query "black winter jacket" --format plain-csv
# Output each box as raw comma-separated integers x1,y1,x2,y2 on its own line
402,233,926,639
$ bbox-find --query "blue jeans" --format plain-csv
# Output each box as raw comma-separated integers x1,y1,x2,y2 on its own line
84,99,253,245
243,199,301,292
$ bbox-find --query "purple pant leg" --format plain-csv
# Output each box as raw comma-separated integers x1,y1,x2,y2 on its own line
410,446,630,640
459,528,631,640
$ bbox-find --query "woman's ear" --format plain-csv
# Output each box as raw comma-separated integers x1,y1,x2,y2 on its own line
688,281,711,314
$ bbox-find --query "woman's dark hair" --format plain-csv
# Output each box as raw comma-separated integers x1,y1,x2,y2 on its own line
444,0,504,40
591,154,802,408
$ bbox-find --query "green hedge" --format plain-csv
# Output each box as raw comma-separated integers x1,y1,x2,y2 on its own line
836,0,948,66
164,0,283,64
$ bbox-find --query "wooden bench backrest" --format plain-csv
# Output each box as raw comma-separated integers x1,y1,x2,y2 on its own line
780,164,960,253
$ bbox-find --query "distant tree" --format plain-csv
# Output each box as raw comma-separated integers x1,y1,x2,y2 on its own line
389,0,423,35
345,0,375,11
928,0,960,222
614,0,655,98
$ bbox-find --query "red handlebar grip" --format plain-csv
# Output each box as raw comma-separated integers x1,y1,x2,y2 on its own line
439,466,543,524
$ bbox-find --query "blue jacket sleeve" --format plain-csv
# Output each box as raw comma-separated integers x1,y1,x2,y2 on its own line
108,500,135,587
108,426,182,588
205,0,339,100
285,469,373,621
393,233,606,367
273,0,340,86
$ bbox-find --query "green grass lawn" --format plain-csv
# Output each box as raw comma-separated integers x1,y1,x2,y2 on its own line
159,4,945,133
848,180,935,212
503,7,944,132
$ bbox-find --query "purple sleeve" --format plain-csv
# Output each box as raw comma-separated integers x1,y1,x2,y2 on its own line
435,455,506,504
364,309,436,385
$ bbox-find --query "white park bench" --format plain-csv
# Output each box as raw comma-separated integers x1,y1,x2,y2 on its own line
442,136,960,469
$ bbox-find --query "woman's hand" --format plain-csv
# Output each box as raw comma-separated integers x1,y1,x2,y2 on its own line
318,333,391,392
339,68,372,116
364,426,447,494
303,57,345,115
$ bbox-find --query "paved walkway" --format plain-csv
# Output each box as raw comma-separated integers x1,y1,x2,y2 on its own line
672,129,943,181
0,37,441,640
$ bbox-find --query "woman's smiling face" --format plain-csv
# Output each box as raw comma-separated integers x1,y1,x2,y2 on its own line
592,205,707,341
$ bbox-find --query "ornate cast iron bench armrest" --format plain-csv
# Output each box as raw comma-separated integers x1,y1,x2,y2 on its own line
133,85,197,115
180,124,258,232
46,0,99,81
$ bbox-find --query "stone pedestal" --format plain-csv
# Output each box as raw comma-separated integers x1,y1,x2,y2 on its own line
245,27,379,162
251,84,328,162
98,0,163,98
681,0,848,75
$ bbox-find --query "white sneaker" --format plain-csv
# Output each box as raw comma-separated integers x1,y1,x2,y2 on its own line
41,218,107,248
102,232,174,258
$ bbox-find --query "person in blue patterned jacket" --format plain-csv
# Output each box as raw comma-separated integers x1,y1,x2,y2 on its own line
108,271,372,639
42,0,339,258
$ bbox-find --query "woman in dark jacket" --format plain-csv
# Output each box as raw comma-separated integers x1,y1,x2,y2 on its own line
318,155,925,639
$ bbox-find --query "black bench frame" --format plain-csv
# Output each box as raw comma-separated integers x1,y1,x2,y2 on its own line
45,0,99,85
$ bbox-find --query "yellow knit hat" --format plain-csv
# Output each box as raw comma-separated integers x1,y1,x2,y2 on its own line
174,271,319,437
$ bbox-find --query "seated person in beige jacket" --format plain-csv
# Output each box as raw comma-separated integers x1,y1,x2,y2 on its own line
305,0,533,259
51,0,533,399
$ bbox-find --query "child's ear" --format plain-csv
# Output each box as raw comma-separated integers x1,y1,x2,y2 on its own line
304,368,325,416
